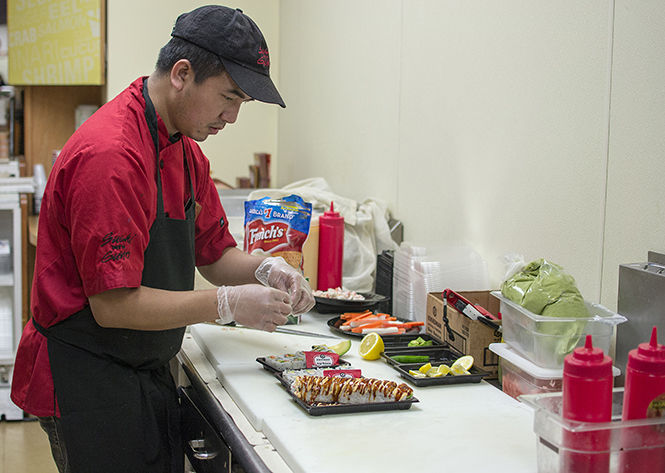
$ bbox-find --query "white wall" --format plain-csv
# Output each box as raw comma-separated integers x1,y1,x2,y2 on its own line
106,0,281,186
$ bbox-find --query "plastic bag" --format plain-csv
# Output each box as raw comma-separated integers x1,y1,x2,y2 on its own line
501,258,588,318
244,194,312,271
502,253,526,282
501,258,588,359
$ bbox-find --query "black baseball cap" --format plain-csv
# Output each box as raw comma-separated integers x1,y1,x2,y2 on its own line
171,5,285,108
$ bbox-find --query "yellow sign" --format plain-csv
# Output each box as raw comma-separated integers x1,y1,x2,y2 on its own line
8,0,104,85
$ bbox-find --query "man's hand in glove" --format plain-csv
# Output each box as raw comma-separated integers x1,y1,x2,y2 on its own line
216,284,291,332
254,257,315,314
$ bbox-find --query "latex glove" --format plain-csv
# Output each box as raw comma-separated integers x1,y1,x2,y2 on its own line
216,284,291,332
255,257,315,314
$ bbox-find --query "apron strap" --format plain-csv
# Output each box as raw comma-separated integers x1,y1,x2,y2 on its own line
143,78,195,214
31,317,49,338
142,78,166,218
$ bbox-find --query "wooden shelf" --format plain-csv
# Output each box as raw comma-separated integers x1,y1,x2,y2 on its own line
23,86,106,176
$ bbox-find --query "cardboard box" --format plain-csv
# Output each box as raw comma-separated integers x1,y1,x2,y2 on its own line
426,291,502,377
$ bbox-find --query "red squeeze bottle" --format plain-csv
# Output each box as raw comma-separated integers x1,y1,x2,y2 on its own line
317,202,344,291
562,334,613,473
619,326,665,473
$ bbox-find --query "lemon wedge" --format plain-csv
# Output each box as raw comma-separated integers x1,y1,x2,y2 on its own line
451,364,471,376
451,355,474,371
359,332,384,360
408,369,427,378
431,364,452,377
418,362,432,374
328,339,351,356
426,366,443,377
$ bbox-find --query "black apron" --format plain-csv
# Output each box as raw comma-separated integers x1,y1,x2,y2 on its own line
32,79,195,473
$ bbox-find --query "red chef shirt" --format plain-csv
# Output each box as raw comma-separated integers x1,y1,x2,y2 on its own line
11,77,237,416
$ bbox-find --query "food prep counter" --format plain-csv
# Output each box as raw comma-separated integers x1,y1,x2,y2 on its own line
175,311,538,473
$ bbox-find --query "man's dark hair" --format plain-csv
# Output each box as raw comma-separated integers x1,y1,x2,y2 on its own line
155,37,226,83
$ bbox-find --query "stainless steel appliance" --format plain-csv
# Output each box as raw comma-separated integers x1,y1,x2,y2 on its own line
615,250,665,385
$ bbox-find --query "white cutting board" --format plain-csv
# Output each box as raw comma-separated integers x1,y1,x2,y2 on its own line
213,362,302,431
261,383,536,473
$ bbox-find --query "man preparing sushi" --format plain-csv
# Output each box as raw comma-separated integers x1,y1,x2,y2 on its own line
10,6,314,473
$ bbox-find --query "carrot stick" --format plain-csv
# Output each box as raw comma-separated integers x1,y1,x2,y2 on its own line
341,312,375,326
402,321,425,327
340,310,372,320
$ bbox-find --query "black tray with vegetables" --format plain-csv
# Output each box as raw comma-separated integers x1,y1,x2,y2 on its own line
382,346,489,387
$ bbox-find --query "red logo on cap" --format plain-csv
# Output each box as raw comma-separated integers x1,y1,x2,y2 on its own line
257,48,270,68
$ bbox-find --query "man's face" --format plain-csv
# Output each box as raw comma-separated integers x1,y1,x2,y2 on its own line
173,71,253,142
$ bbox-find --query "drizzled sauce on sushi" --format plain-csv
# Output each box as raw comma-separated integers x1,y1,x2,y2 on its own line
293,376,413,404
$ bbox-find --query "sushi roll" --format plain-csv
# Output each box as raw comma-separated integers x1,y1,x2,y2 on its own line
282,368,327,385
292,376,413,404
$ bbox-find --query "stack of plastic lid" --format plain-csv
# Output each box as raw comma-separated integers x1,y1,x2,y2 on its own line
412,260,443,325
375,250,394,314
392,243,443,322
392,243,425,320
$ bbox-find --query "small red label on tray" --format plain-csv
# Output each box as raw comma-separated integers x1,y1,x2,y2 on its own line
323,369,361,378
304,351,340,368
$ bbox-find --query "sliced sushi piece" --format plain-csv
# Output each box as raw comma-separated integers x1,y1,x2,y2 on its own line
262,351,306,371
291,376,413,404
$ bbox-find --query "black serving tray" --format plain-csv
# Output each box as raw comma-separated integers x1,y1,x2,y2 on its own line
314,293,388,314
382,346,489,387
272,371,419,416
382,346,463,366
256,357,349,374
326,316,422,338
392,363,488,387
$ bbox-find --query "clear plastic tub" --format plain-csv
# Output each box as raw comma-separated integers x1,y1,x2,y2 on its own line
490,343,621,400
492,291,626,369
520,388,665,473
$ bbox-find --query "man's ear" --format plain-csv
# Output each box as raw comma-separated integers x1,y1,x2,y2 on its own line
170,59,193,91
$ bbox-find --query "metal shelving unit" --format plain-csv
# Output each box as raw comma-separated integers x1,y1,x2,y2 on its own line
0,191,24,420
0,86,33,420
